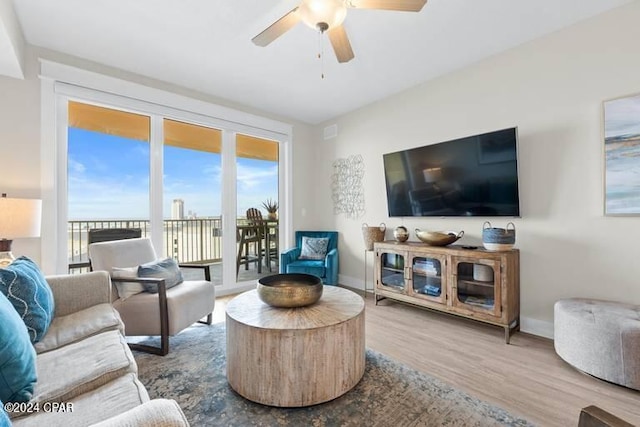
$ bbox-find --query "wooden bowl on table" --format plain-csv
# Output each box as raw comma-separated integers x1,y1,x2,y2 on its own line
414,229,464,246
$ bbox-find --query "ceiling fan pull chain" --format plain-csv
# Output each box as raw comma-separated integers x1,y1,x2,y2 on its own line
317,27,325,79
321,34,325,79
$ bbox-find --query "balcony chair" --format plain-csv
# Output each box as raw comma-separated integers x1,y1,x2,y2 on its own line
246,207,263,223
246,207,279,272
89,227,142,244
89,237,215,355
68,228,143,272
280,231,338,285
236,207,266,274
236,226,262,274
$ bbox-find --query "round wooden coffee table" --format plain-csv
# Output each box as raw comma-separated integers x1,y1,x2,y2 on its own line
226,286,365,407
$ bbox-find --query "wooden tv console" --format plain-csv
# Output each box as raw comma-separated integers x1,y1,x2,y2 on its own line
373,241,520,343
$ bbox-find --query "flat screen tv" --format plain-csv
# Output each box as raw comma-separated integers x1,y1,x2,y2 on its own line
383,127,520,217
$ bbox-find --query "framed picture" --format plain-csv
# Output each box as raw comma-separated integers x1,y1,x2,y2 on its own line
604,92,640,215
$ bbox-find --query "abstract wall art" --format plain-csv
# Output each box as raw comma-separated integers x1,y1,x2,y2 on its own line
604,93,640,215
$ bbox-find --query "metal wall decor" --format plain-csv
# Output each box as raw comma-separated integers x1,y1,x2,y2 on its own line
331,154,365,218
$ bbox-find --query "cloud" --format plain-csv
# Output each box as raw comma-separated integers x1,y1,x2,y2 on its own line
237,163,277,190
68,171,150,219
202,164,222,181
68,157,86,174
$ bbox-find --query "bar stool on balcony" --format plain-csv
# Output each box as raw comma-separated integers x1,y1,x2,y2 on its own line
264,221,279,272
246,207,263,223
246,208,280,273
236,224,262,275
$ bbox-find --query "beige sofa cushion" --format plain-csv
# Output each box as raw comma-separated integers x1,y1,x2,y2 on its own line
90,399,190,427
46,271,112,317
35,303,124,354
32,330,136,404
12,373,149,427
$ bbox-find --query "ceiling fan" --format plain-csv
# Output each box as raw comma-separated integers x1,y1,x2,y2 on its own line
252,0,428,63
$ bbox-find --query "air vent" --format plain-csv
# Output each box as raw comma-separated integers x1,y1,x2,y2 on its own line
324,124,338,140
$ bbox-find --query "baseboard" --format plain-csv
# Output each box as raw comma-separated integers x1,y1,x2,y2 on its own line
338,274,366,291
520,317,554,339
338,273,555,340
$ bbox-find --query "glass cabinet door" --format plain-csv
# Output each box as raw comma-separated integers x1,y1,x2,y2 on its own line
409,254,446,303
377,251,406,292
451,258,501,317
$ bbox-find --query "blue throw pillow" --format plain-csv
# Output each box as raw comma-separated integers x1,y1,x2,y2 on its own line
0,400,10,425
0,256,54,343
299,237,329,260
137,258,184,294
0,292,37,403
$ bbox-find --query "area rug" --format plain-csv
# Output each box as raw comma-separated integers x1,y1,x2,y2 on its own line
133,323,534,426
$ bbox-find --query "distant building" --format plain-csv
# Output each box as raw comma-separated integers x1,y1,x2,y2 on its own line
172,199,184,219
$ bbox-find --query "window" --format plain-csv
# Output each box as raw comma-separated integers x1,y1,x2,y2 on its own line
42,62,292,292
67,102,151,270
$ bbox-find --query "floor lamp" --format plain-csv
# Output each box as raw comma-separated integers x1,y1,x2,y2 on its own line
0,194,42,267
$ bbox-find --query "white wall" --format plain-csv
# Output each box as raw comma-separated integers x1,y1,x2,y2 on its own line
0,0,25,78
0,50,39,260
315,1,640,337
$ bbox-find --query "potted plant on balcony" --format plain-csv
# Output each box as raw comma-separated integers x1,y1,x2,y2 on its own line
262,198,278,220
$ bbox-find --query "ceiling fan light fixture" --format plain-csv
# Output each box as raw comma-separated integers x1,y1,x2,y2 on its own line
298,0,347,31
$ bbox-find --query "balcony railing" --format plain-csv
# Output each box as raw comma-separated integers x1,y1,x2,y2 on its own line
68,218,226,272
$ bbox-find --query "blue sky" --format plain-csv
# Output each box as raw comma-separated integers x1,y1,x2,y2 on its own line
68,128,278,220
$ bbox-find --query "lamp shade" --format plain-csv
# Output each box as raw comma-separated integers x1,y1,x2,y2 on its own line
0,197,42,239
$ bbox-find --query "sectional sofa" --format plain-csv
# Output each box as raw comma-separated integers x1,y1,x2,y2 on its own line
4,271,188,426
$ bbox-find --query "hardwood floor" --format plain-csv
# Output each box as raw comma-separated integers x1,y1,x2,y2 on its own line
212,289,640,426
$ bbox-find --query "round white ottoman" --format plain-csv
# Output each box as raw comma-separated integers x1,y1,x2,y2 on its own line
554,298,640,391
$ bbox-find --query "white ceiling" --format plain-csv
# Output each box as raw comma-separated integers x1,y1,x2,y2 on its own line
7,0,635,124
0,0,24,78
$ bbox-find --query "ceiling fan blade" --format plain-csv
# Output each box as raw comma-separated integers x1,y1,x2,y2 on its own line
252,8,301,47
346,0,427,12
327,24,355,63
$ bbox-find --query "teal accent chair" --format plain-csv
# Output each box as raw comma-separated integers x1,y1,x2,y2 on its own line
280,231,338,285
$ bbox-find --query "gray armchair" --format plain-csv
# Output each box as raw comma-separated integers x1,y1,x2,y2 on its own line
89,238,215,355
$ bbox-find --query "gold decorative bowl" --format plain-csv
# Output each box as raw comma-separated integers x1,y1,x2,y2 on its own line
414,229,464,246
257,273,323,308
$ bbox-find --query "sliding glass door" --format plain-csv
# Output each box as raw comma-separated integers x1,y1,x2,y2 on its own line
235,133,279,282
67,101,151,270
62,98,287,290
163,119,223,285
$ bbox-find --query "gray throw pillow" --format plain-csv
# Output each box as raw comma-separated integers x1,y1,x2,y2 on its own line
299,237,329,260
137,258,184,294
